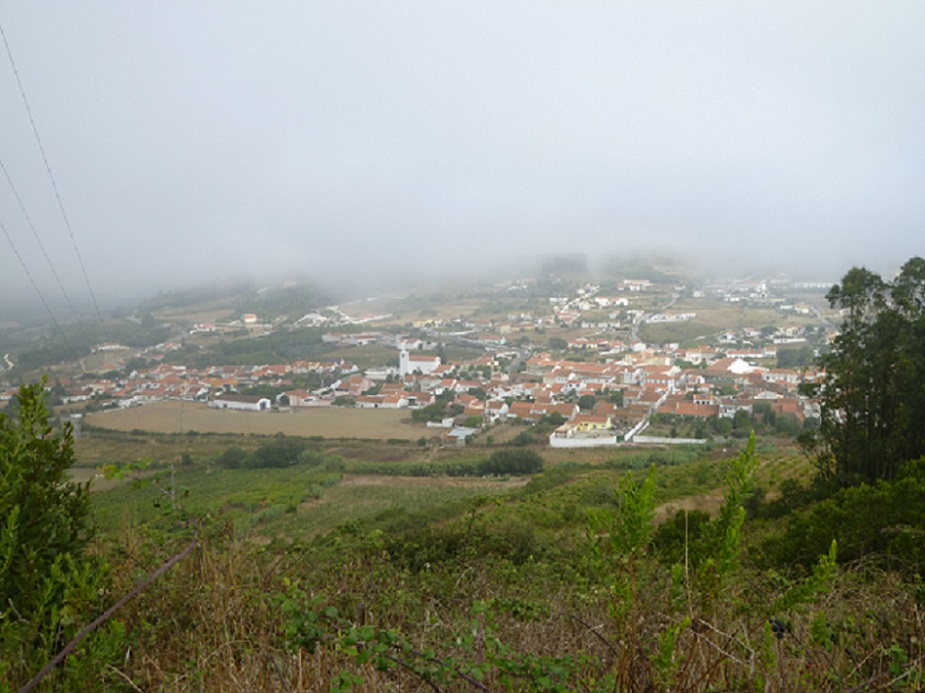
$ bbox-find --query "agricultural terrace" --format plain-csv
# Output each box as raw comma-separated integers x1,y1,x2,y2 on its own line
84,401,421,439
89,464,523,541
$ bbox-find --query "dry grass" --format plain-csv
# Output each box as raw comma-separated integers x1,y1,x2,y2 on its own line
653,492,726,523
91,531,925,693
638,298,819,344
85,402,422,439
152,306,236,323
73,429,255,469
79,348,134,372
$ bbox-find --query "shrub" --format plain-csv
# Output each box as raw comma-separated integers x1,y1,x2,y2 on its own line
1,382,94,619
215,445,247,469
510,430,535,446
764,456,925,571
1,382,114,687
478,449,544,475
247,439,307,469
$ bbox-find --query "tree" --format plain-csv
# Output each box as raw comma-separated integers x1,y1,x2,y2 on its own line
777,345,813,368
463,415,483,429
1,381,93,619
468,387,487,401
802,257,925,484
511,430,535,446
578,394,597,411
1,382,111,683
540,411,567,427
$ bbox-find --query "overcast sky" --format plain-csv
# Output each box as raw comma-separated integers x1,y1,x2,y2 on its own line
1,2,924,312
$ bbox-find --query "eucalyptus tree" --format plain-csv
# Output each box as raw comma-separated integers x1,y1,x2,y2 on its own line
804,257,925,483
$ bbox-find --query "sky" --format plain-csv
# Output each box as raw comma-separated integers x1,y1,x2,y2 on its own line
1,2,924,313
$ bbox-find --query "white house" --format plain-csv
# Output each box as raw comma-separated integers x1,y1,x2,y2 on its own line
210,393,271,411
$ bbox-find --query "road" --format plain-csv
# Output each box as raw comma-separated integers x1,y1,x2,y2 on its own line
631,293,679,343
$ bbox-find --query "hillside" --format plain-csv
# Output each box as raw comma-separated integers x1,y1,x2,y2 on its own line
5,262,925,691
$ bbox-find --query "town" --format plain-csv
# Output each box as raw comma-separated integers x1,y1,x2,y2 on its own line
3,270,833,448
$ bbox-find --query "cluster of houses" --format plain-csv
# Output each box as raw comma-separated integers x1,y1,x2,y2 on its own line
519,347,819,447
31,359,359,409
181,341,819,449
1,275,831,449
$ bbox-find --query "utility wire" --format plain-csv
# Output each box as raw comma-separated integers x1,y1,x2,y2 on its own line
0,217,78,359
0,18,108,335
0,155,86,325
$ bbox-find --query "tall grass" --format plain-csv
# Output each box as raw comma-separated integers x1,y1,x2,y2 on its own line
18,443,925,691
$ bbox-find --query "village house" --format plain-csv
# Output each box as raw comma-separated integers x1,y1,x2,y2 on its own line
282,389,331,407
210,393,271,411
445,427,478,447
623,279,652,292
657,397,721,418
762,368,801,386
355,394,385,408
333,375,375,397
403,391,435,408
484,400,509,422
571,413,613,432
507,400,579,423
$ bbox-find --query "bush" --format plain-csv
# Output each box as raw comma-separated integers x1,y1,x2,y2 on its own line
478,449,544,476
215,445,248,469
1,382,114,686
247,439,307,469
763,456,925,571
510,430,535,446
1,382,94,618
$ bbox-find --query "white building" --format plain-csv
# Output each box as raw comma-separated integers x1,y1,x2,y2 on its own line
399,350,441,377
209,393,271,411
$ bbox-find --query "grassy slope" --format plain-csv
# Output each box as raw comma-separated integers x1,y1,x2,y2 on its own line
75,436,925,692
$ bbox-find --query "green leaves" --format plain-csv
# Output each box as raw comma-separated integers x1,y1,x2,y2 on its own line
1,380,112,687
817,256,925,483
1,380,93,620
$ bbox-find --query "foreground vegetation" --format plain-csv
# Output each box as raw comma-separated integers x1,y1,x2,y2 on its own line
4,259,925,690
4,383,925,691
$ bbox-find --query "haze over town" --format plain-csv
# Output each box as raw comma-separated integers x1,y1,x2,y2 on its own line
1,2,923,314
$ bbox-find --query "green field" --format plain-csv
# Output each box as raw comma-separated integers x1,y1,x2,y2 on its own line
91,459,528,541
638,297,818,344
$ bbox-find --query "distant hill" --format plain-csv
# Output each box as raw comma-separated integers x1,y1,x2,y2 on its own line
600,251,701,284
140,279,335,323
139,279,257,313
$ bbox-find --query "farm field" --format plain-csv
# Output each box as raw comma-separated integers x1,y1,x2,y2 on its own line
637,297,820,345
152,306,237,323
90,465,524,541
85,401,423,439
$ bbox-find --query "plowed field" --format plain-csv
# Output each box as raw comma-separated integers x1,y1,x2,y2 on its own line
85,402,421,439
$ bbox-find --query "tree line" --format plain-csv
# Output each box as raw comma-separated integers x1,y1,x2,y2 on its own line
802,256,925,484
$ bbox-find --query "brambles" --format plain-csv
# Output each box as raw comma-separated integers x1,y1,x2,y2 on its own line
769,618,790,640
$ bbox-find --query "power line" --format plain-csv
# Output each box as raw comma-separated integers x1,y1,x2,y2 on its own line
0,18,108,335
0,155,85,324
0,217,79,359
